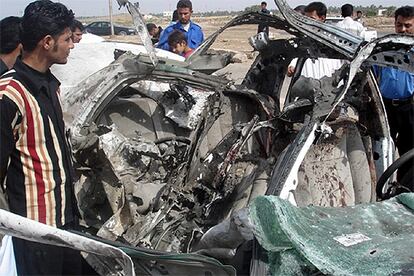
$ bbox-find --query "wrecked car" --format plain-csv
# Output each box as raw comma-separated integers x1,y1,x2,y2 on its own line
1,0,413,275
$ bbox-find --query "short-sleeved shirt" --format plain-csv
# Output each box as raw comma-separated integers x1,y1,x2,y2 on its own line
373,65,414,99
157,21,204,51
290,58,344,79
0,59,77,227
184,49,194,58
336,17,365,38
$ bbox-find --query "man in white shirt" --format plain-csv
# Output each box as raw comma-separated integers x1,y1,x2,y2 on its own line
336,4,365,38
287,2,343,80
355,10,364,25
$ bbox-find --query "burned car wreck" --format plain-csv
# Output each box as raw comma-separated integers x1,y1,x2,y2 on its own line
1,0,413,275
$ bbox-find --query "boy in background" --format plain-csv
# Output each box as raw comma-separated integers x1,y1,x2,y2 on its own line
168,29,193,58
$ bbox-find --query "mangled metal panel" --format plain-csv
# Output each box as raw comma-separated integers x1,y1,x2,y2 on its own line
116,0,158,66
273,0,363,58
364,35,414,72
0,209,135,276
67,52,227,130
266,34,414,203
67,45,275,263
188,12,299,62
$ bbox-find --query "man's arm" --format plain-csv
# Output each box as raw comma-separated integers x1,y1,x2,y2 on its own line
287,58,298,77
157,27,173,50
357,22,366,39
0,95,20,184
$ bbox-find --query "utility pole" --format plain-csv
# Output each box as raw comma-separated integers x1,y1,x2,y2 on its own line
109,0,115,36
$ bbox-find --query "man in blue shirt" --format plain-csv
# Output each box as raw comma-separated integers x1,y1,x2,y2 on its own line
157,0,204,51
373,6,414,184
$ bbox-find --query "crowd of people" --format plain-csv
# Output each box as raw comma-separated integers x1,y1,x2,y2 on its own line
145,0,370,58
0,0,412,274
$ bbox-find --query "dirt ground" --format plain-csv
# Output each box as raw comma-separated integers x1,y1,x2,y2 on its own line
88,14,395,54
100,15,267,53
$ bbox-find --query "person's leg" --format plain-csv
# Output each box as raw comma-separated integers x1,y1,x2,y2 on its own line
60,221,84,275
62,246,83,275
13,237,84,275
12,237,63,275
395,103,414,186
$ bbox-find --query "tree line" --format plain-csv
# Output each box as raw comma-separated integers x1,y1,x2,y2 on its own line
150,4,397,18
190,4,397,17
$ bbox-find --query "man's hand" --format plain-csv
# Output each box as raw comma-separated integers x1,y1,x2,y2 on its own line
287,65,295,77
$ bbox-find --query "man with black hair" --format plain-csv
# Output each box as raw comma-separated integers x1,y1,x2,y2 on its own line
304,1,327,21
157,0,204,51
373,6,414,184
336,4,365,38
288,2,343,79
355,10,364,25
0,16,22,75
258,1,271,36
168,29,194,58
172,9,179,23
146,23,163,44
71,19,84,43
294,5,306,15
0,1,85,274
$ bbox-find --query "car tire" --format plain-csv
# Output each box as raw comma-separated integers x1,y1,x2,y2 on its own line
119,31,127,36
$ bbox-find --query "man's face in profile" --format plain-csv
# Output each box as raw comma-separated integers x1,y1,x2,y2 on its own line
48,27,74,65
71,27,83,43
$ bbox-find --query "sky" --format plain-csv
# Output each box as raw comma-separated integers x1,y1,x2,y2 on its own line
0,0,411,18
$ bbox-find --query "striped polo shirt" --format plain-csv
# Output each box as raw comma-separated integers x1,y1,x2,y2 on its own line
0,59,77,227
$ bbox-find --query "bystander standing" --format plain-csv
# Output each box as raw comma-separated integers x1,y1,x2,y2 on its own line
355,10,364,25
0,1,86,274
146,23,163,45
71,19,84,43
258,1,271,36
0,17,22,75
373,6,414,185
287,2,343,79
157,0,204,51
336,4,365,38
